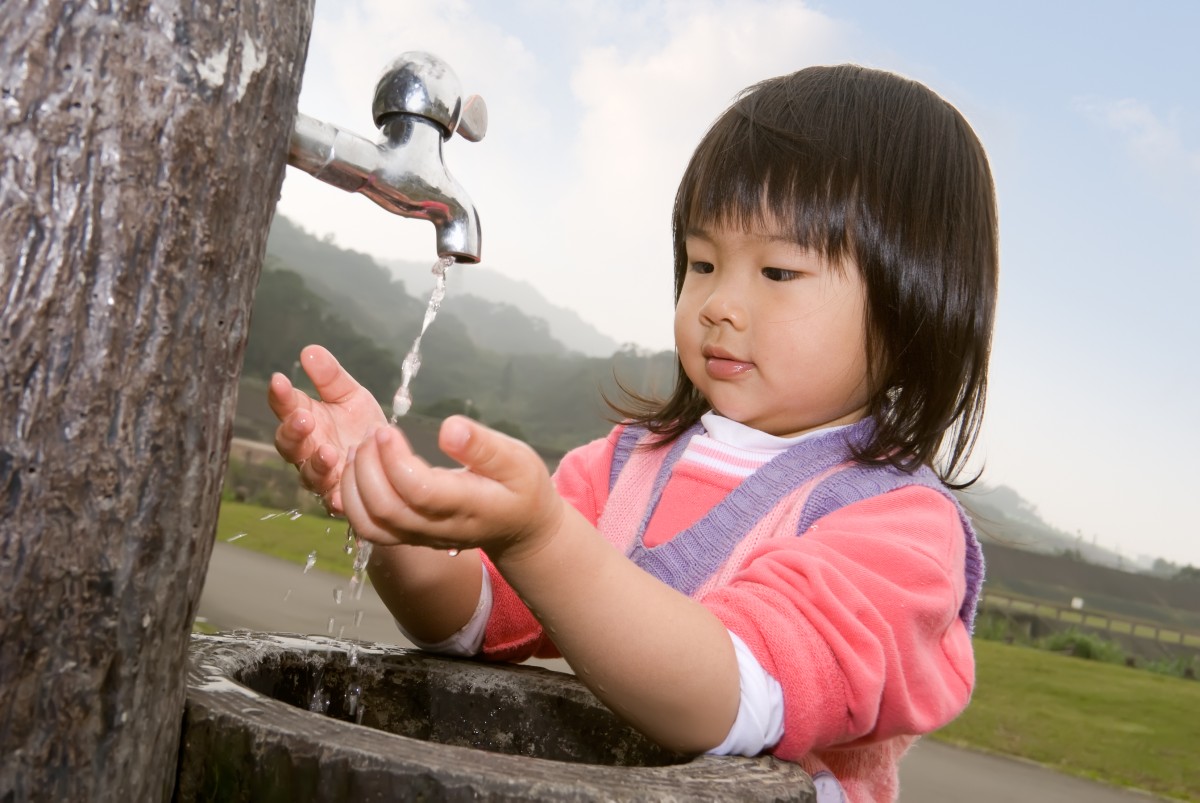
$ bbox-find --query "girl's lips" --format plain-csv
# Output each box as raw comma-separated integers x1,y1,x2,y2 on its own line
705,356,755,379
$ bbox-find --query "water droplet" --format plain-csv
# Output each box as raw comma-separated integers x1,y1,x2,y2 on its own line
308,689,329,714
348,646,359,667
260,512,281,521
288,509,302,521
447,548,460,557
226,532,248,542
354,610,364,627
333,588,343,605
343,542,353,555
327,617,335,633
391,387,412,420
283,589,292,602
303,551,317,573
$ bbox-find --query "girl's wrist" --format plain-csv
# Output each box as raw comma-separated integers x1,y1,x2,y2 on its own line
484,494,569,570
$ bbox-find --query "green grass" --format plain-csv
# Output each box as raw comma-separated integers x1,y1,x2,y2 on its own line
933,639,1200,800
216,500,362,578
217,500,1198,799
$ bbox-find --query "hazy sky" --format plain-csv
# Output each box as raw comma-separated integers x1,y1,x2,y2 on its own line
276,0,1200,567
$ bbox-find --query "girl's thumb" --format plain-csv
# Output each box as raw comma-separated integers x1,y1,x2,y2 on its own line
439,415,511,480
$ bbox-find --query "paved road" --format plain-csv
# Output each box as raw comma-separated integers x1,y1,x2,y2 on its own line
199,541,1164,802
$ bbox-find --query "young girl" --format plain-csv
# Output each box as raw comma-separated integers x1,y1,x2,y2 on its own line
269,64,997,802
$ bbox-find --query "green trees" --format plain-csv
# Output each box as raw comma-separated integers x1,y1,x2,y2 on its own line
242,262,401,402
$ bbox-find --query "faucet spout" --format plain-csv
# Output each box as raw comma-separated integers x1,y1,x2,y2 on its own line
285,53,486,263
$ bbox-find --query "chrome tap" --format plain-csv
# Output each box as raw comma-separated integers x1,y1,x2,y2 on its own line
287,52,487,263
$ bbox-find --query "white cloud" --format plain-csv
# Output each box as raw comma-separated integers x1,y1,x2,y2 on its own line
1076,96,1200,182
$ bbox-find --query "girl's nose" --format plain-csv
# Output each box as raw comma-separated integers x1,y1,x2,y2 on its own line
698,282,746,329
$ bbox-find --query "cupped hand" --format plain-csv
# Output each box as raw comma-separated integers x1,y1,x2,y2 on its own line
267,345,388,514
341,416,566,561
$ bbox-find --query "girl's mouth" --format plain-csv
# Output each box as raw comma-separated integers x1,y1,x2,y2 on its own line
704,354,755,379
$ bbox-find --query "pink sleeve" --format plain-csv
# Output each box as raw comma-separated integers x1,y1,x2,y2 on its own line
479,427,619,661
700,485,975,760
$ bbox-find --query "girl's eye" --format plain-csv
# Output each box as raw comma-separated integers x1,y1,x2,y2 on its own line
689,261,715,275
762,267,800,282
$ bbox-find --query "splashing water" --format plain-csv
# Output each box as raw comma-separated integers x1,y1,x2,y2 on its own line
349,526,372,600
303,551,317,574
391,256,453,422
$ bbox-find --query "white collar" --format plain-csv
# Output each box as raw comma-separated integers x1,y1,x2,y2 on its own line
699,411,853,453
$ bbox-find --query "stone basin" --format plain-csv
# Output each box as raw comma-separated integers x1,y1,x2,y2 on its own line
178,631,814,801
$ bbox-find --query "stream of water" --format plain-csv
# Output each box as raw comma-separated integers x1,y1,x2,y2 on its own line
332,256,457,715
225,256,459,723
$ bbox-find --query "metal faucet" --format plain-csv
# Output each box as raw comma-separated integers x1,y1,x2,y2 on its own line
287,52,487,263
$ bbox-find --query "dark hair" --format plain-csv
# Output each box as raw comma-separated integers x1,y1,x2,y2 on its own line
612,64,999,487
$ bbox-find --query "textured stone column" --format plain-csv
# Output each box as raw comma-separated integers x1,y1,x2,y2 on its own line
0,2,313,799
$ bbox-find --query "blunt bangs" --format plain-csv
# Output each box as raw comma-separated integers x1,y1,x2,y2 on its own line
672,77,859,298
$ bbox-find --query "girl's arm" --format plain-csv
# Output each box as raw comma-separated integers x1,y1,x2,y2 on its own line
365,544,484,645
342,417,742,754
493,501,741,752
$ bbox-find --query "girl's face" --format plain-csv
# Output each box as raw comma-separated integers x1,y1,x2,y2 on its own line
675,218,871,438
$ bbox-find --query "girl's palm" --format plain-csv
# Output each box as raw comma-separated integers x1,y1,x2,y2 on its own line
268,345,387,513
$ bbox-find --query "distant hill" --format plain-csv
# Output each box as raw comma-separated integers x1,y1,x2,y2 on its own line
957,484,1128,569
254,215,675,453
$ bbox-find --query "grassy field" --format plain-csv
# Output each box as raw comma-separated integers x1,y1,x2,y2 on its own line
216,499,1199,800
217,500,362,578
932,638,1199,800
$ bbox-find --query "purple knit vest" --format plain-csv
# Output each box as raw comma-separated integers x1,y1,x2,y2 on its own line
609,419,985,631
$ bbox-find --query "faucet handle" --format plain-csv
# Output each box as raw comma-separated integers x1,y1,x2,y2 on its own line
455,94,488,142
373,52,487,144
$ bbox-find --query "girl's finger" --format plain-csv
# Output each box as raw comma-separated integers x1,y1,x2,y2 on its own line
297,441,341,498
341,445,403,545
274,410,315,466
352,430,436,529
300,345,363,404
266,372,300,419
374,426,471,519
441,416,532,481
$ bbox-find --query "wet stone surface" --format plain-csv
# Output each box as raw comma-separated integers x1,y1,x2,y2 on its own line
178,632,814,801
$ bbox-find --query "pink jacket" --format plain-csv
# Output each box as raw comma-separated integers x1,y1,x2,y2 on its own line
482,426,977,802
